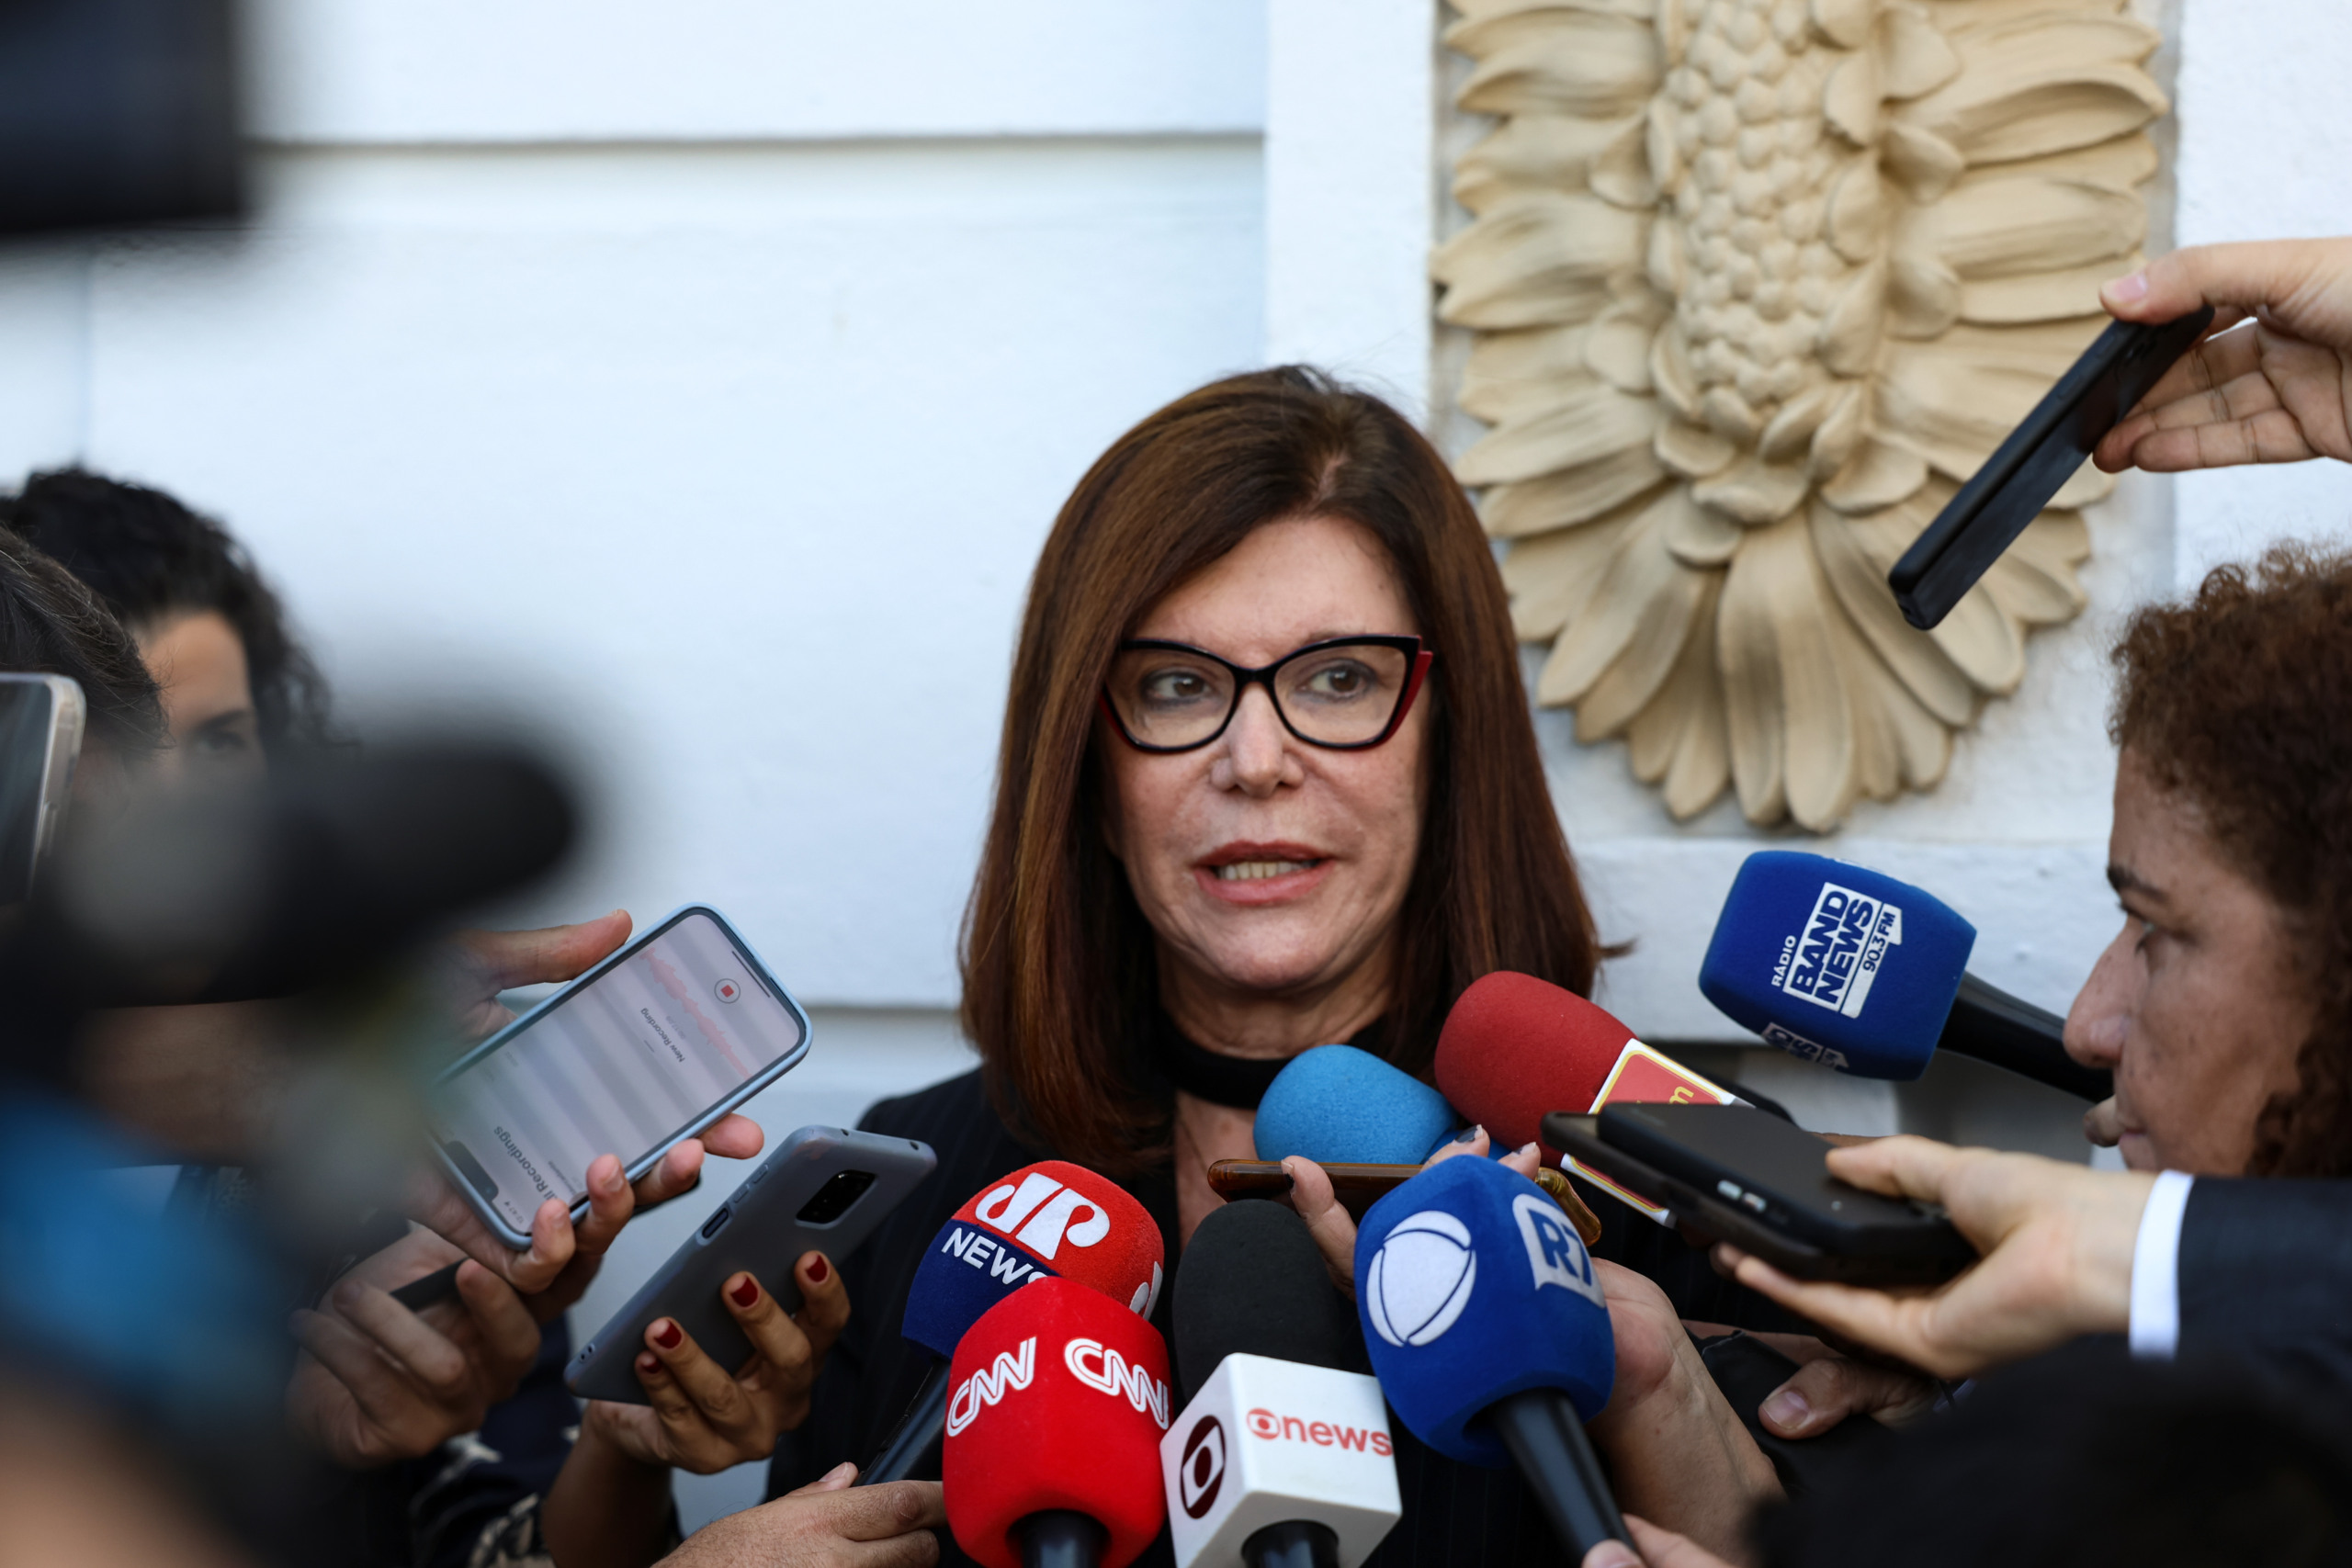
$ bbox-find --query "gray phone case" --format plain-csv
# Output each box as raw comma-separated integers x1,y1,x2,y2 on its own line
566,1124,935,1404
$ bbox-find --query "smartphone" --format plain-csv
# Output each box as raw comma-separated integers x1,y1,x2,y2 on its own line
1206,1156,1603,1247
0,673,85,907
1888,306,2216,629
1544,1105,1973,1285
567,1125,935,1403
428,905,811,1249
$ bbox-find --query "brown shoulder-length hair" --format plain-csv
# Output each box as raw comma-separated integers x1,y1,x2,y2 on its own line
2111,542,2352,1177
959,367,1604,1174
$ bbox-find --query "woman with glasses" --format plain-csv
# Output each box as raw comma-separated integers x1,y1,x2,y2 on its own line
764,367,1785,1565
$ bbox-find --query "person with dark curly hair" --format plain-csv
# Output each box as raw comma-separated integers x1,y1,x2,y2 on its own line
0,468,336,781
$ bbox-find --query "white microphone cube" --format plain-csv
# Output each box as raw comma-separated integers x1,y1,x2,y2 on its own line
1160,1353,1402,1568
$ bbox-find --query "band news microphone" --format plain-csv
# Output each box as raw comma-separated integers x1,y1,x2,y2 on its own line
1437,973,1739,1224
863,1162,1163,1485
1252,1045,1456,1166
944,1277,1171,1568
1698,851,2110,1100
1353,1156,1626,1559
1164,1202,1398,1568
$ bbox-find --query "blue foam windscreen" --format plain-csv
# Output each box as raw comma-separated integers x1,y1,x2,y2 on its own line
1252,1044,1458,1166
1352,1155,1614,1467
1698,851,1977,1080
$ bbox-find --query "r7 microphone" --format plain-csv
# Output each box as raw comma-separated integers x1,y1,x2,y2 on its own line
1165,1201,1399,1568
863,1161,1163,1485
1698,850,2111,1100
1353,1156,1627,1560
944,1277,1172,1568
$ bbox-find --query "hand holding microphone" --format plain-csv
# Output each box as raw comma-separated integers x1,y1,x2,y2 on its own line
943,1278,1171,1568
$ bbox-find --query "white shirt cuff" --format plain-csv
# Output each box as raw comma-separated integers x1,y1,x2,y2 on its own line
2128,1169,2195,1359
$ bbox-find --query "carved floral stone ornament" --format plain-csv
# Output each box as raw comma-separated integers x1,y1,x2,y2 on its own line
1438,0,2165,829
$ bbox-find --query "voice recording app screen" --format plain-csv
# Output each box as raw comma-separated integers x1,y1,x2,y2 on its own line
430,911,804,1234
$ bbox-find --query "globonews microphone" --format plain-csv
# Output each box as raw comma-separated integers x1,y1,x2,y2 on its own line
1252,1045,1456,1167
865,1162,1164,1485
944,1277,1171,1568
1436,973,1739,1224
1353,1156,1625,1560
1164,1202,1398,1568
1697,851,2109,1099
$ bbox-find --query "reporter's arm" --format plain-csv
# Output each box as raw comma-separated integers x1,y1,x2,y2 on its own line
654,1466,944,1568
1720,1137,2151,1379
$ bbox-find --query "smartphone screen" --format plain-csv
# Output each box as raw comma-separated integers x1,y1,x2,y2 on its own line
427,909,806,1235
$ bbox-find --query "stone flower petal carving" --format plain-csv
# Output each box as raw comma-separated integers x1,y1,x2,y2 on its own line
1442,0,2162,829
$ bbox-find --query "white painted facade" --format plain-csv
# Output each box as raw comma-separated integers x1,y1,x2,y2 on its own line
2,0,2348,1524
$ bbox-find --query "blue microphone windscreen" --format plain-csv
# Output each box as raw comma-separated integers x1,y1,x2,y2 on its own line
1352,1155,1613,1468
1698,851,1976,1080
1253,1045,1457,1166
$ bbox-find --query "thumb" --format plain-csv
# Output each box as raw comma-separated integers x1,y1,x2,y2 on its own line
453,910,632,992
1282,1156,1360,1299
2102,241,2317,323
785,1461,858,1497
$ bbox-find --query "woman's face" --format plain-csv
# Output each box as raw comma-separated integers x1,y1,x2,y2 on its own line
1101,514,1430,1022
2064,750,2313,1175
135,609,266,785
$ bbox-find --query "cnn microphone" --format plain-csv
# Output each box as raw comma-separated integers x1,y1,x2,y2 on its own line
944,1277,1172,1568
1698,850,2110,1100
1164,1201,1399,1568
1354,1155,1626,1560
1438,973,1741,1224
863,1161,1164,1485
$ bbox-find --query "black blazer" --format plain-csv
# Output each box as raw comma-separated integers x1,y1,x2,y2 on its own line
2178,1177,2352,1394
768,1068,1795,1568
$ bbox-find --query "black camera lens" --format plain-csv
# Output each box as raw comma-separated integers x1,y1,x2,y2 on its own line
796,1169,875,1225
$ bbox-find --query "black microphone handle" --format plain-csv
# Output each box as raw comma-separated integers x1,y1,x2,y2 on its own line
1017,1510,1106,1568
857,1357,951,1485
1243,1520,1340,1568
1489,1388,1628,1559
1942,972,2113,1102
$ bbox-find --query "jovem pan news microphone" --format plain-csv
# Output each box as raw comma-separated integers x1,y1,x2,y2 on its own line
1166,1201,1399,1568
862,1161,1163,1485
1698,851,2110,1100
944,1276,1172,1568
1354,1156,1627,1560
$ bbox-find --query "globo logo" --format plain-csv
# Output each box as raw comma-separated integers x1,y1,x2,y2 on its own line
974,1172,1114,1261
1177,1416,1225,1518
1364,1209,1477,1348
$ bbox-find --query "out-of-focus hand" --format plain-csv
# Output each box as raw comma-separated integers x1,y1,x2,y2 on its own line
1742,1333,1939,1440
1284,1128,1543,1299
413,910,764,1294
1582,1516,1746,1568
286,1227,542,1469
1719,1136,2154,1379
585,1251,851,1474
657,1463,944,1568
2094,239,2352,473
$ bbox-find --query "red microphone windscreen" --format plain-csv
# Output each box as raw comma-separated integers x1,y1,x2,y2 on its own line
1435,972,1637,1153
944,1277,1172,1568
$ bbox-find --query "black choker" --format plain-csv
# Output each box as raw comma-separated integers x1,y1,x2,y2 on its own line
1158,1021,1290,1110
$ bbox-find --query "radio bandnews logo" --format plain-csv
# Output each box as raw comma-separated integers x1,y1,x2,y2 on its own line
944,1334,1169,1438
1772,881,1903,1019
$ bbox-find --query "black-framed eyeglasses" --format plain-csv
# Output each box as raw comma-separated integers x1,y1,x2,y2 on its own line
1099,635,1435,753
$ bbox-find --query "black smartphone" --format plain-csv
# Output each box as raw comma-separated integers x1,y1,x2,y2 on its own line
1888,307,2215,629
1544,1105,1973,1285
1206,1156,1602,1244
566,1126,935,1404
0,673,85,908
